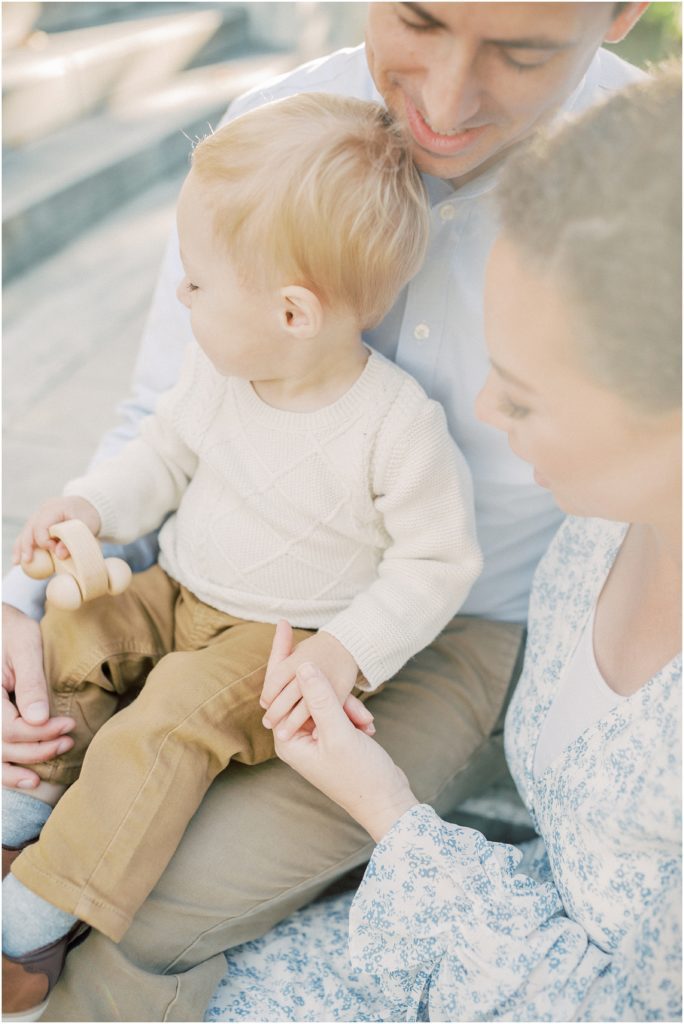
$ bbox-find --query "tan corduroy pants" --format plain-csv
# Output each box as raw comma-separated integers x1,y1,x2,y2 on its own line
14,564,333,941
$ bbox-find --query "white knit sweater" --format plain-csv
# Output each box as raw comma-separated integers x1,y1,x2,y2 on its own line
65,344,482,687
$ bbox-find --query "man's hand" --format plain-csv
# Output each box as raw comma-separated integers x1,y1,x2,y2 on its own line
261,622,373,740
275,660,418,842
2,604,74,789
12,495,101,566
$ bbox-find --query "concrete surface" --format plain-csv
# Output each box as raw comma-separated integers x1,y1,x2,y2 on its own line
3,172,181,572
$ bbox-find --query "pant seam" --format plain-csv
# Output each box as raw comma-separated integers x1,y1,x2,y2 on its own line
161,975,183,1023
78,658,272,906
13,857,131,929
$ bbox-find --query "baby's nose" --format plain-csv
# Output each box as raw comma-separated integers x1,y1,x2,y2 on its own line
176,278,190,308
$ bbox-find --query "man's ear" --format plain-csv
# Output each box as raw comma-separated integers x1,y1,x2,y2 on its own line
278,285,323,340
603,2,648,44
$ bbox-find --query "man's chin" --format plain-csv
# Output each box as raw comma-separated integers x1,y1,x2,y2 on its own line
411,143,495,184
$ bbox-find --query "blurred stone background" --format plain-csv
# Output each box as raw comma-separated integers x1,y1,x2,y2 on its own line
2,1,681,573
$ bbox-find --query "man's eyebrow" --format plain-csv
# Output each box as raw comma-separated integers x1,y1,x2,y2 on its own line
491,360,536,392
400,4,577,50
400,3,447,28
488,36,577,52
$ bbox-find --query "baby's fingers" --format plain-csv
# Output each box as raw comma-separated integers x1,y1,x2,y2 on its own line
343,694,376,735
14,524,39,566
32,517,62,554
261,658,294,710
273,696,312,741
262,677,301,731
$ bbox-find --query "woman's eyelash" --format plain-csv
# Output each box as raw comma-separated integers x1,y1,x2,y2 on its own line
186,282,199,292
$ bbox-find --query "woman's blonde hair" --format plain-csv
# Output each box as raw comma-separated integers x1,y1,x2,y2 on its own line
191,93,429,329
498,63,681,412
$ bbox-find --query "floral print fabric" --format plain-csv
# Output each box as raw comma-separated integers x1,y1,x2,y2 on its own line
206,517,681,1022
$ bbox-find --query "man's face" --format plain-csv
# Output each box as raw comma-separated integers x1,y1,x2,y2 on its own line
366,2,637,184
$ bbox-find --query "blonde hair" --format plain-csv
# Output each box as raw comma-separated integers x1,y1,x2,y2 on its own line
498,63,681,412
191,93,429,330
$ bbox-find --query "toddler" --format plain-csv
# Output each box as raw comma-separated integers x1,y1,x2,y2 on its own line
3,93,482,1019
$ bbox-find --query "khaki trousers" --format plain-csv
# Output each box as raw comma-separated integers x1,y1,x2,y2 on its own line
14,565,325,941
36,595,524,1022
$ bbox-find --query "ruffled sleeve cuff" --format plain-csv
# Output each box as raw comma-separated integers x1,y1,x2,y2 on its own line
348,804,608,1021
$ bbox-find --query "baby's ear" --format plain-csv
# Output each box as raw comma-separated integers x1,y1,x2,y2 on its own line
278,285,323,340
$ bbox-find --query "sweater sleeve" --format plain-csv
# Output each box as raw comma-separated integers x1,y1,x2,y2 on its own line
321,392,482,687
349,804,681,1022
63,344,203,544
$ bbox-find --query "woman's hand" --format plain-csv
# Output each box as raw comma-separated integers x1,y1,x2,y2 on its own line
274,657,419,843
2,604,75,788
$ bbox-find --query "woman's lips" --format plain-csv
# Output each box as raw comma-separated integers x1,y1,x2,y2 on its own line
404,94,489,155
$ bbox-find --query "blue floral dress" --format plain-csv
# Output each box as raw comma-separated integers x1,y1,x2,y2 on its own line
205,517,681,1022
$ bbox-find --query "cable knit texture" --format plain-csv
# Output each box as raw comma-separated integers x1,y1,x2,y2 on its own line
65,343,482,686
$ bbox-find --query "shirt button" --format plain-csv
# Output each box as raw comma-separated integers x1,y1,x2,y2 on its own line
439,203,456,221
413,322,430,341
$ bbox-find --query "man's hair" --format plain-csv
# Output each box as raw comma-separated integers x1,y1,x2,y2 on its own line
191,93,429,330
497,63,682,412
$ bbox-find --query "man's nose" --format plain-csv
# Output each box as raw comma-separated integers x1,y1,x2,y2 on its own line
422,47,482,131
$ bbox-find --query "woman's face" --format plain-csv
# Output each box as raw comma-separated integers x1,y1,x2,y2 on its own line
476,237,680,523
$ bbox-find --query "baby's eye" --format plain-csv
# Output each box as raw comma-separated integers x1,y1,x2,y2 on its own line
186,281,199,293
498,395,530,420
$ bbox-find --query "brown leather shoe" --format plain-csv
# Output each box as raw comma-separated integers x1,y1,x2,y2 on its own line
2,839,37,881
2,921,90,1021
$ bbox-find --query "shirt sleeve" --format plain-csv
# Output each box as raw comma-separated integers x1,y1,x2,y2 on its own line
349,804,681,1022
321,393,482,687
63,345,203,544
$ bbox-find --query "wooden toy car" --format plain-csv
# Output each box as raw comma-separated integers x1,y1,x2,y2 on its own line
21,519,132,610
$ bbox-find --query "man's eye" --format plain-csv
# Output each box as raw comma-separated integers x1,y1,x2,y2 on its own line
501,50,550,72
498,395,530,420
397,11,438,33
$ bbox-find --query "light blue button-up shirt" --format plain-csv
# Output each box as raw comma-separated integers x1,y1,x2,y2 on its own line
4,44,643,624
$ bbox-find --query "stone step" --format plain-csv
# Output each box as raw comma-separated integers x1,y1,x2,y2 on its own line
3,5,251,148
31,1,239,35
3,171,182,574
2,49,298,282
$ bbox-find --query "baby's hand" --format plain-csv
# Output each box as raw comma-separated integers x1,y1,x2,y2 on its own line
13,496,102,567
261,626,363,741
